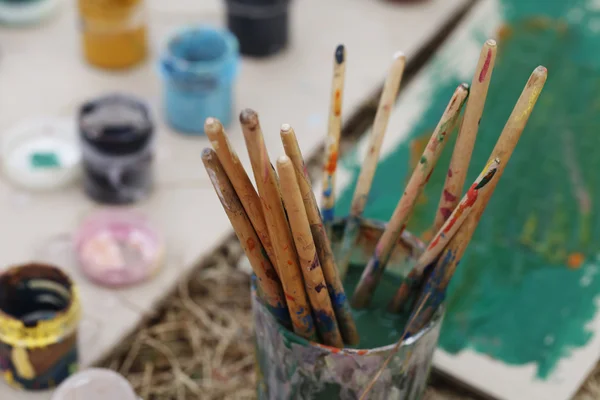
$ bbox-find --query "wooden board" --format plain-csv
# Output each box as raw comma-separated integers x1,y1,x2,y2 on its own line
331,0,600,399
0,0,469,397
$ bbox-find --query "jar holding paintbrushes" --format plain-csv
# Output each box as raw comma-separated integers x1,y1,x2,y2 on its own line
253,218,443,400
202,111,444,400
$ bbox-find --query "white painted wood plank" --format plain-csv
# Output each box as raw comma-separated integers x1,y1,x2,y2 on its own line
0,0,468,397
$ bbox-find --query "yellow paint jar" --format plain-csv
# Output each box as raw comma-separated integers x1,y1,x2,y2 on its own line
78,0,148,69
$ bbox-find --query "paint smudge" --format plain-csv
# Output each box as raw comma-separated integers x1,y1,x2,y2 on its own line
442,189,457,202
315,282,326,293
334,90,342,116
335,44,344,64
567,253,585,269
314,310,336,332
479,48,492,82
309,254,320,271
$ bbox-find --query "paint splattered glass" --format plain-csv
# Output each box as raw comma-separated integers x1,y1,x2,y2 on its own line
253,218,443,400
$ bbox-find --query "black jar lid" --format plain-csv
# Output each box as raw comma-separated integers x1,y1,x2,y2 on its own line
79,94,153,156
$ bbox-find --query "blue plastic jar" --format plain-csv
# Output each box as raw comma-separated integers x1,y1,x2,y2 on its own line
160,26,240,135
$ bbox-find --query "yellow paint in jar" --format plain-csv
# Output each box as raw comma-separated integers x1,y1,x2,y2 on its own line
78,0,148,69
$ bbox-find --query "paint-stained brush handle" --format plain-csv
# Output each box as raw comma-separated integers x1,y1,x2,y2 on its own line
351,83,469,309
337,52,407,279
321,44,347,230
281,124,359,345
202,148,291,329
205,117,278,269
240,109,318,341
431,40,497,234
277,155,345,348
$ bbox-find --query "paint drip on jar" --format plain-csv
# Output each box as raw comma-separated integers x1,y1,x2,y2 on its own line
78,94,154,205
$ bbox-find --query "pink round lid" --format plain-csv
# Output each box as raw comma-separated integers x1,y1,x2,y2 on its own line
74,209,164,287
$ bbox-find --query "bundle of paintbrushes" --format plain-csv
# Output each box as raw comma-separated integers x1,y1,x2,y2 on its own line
202,111,359,348
202,40,548,358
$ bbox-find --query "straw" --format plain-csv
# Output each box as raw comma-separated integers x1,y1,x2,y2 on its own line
336,52,407,279
351,83,469,309
361,66,547,398
205,118,278,269
240,109,317,341
280,124,360,345
201,148,291,329
430,40,498,234
388,157,500,313
321,44,347,232
277,155,345,348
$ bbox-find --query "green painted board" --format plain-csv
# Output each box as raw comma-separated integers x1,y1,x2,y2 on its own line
329,0,600,399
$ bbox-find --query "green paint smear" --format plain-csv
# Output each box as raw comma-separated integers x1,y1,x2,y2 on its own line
337,0,600,379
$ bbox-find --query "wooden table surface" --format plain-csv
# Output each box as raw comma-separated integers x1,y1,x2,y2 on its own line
0,0,469,397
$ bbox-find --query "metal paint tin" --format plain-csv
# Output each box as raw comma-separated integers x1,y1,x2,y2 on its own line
253,218,442,400
79,94,154,205
0,263,81,391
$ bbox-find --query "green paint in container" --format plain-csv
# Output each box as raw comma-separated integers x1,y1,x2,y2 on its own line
253,218,443,400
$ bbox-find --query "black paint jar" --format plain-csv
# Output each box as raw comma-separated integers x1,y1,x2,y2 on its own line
226,0,290,57
78,94,154,205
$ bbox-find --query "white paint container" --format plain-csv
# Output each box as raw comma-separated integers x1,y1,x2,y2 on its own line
1,117,81,191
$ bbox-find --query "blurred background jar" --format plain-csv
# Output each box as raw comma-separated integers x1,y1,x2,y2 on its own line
77,0,148,69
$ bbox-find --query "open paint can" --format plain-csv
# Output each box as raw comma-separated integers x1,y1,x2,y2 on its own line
226,0,290,57
74,209,165,288
0,263,81,391
51,368,138,400
0,0,59,25
79,94,154,205
77,0,148,69
253,218,442,400
1,117,81,192
160,26,239,134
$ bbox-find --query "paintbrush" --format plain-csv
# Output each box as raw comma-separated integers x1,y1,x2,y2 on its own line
280,124,360,345
336,52,407,279
388,157,500,313
359,65,547,400
351,83,469,309
202,148,291,330
277,155,345,348
205,118,278,269
240,109,317,342
321,44,347,234
430,40,498,234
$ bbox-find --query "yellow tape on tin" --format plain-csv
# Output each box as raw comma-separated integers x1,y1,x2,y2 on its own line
0,286,81,349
